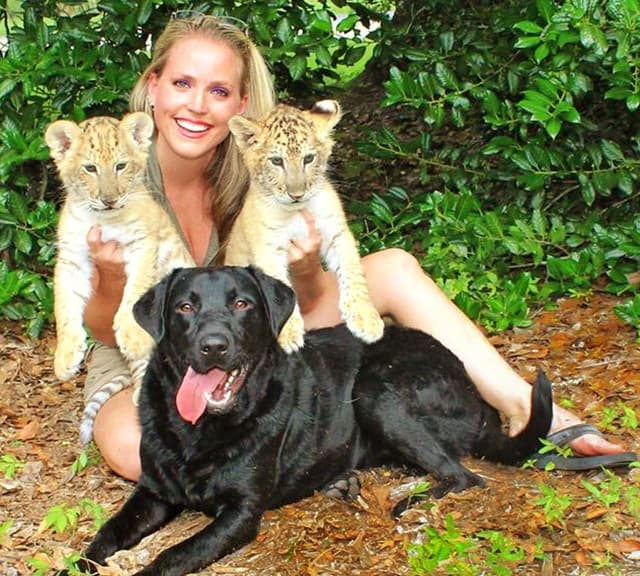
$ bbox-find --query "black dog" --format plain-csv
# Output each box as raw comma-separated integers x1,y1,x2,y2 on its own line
66,266,552,576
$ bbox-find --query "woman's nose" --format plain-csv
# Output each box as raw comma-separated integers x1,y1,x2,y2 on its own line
188,90,207,114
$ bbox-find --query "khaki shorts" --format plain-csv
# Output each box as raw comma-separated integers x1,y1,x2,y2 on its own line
84,343,131,404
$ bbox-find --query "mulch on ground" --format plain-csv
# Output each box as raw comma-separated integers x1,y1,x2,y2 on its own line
1,291,639,575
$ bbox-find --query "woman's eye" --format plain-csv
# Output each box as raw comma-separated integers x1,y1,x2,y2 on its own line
174,79,190,88
211,87,229,97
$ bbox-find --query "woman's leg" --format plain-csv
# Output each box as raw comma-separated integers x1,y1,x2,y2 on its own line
359,249,625,455
93,387,142,481
302,247,625,456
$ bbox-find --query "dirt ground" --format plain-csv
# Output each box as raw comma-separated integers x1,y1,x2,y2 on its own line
1,291,639,575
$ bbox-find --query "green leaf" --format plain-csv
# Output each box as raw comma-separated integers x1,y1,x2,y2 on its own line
534,42,550,62
514,21,544,34
336,14,359,33
600,140,625,163
287,55,307,81
514,36,541,49
434,62,457,89
276,18,292,44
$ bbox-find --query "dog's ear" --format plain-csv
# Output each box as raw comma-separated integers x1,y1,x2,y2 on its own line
133,269,180,342
248,266,296,337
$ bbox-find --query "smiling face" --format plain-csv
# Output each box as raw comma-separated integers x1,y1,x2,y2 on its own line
147,35,248,167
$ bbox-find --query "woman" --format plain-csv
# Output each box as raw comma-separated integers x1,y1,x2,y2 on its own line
83,13,626,481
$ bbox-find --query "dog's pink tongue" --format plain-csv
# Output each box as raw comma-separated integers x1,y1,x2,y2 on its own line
176,366,227,424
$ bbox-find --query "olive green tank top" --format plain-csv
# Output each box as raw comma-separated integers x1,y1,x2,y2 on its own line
146,143,220,266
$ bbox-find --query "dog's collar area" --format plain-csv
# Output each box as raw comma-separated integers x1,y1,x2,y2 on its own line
176,365,248,424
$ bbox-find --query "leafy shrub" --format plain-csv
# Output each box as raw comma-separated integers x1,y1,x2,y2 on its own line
353,0,639,331
0,0,382,334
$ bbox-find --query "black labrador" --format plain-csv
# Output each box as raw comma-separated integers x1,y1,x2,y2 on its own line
64,266,552,576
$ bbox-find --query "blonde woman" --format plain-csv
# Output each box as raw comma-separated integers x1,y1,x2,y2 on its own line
81,13,629,481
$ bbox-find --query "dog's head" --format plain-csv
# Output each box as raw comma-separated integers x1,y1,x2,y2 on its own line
133,266,295,424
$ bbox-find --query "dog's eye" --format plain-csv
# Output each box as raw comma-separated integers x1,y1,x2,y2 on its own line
233,299,251,311
177,302,194,313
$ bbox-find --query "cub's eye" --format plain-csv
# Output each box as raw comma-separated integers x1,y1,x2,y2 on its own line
177,302,194,313
303,154,315,165
115,162,127,172
83,164,98,174
233,299,251,311
269,156,284,167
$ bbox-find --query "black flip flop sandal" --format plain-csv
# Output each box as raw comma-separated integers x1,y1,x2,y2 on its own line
529,423,638,471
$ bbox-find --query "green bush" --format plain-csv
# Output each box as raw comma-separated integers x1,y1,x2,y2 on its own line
351,0,639,333
0,0,380,334
0,0,638,338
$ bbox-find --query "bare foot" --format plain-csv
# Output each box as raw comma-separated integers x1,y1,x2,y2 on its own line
509,403,627,456
552,404,626,456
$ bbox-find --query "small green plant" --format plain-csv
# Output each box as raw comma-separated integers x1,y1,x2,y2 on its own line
408,514,476,575
26,555,51,576
614,294,640,340
0,519,13,546
521,436,573,471
625,484,640,519
43,503,82,534
0,453,25,479
533,483,574,528
581,470,623,508
69,446,102,477
599,401,639,431
408,515,533,575
42,498,107,535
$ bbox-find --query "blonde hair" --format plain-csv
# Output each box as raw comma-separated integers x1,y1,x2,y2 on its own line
129,14,276,248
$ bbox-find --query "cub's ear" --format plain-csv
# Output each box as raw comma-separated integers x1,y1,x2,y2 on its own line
308,99,342,136
133,269,181,342
229,115,262,151
247,266,296,338
121,112,154,150
44,120,82,163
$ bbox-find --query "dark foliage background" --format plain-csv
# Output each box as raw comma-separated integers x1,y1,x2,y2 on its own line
0,0,638,337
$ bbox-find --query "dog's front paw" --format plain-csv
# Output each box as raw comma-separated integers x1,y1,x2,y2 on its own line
54,332,88,380
429,471,485,499
277,313,306,353
343,301,385,343
56,557,99,576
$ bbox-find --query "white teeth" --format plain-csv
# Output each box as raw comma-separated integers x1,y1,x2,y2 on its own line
204,368,241,408
176,119,209,132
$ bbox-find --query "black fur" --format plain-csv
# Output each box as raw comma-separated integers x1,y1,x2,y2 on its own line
65,266,552,576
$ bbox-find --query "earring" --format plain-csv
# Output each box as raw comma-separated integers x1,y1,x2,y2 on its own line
147,97,155,111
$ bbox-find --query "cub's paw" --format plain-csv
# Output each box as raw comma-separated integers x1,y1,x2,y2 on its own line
54,335,87,380
277,313,306,353
343,301,385,343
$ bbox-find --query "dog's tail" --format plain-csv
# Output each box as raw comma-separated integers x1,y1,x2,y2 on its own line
475,370,553,465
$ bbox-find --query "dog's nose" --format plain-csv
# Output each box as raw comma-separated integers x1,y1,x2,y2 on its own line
199,334,229,357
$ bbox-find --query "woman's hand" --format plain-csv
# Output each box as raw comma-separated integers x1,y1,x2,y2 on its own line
287,209,327,315
84,225,127,346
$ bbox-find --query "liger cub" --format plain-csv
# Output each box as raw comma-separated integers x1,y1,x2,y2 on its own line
225,100,384,352
45,112,195,444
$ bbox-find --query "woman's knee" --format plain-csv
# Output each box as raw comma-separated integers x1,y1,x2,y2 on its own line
363,248,424,281
92,388,141,481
